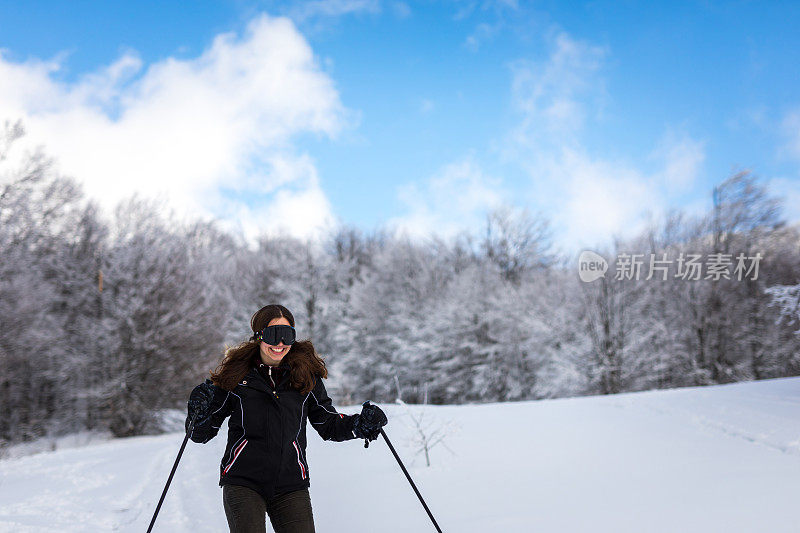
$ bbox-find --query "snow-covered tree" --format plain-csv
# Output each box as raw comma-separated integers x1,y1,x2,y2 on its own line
95,196,228,436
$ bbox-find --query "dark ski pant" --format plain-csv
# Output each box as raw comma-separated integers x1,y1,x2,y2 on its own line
222,484,316,533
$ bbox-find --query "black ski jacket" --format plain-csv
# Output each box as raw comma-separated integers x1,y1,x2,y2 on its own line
188,362,358,501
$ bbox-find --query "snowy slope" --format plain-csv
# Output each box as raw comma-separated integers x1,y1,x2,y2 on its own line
1,377,799,533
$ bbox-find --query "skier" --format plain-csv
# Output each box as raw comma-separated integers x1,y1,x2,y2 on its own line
186,303,388,533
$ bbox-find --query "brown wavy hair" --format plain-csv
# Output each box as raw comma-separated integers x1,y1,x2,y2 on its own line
210,304,327,393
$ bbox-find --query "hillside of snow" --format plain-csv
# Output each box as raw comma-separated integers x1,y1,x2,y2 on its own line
1,377,799,532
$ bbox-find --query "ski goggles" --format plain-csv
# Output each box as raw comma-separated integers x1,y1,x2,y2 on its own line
253,324,296,345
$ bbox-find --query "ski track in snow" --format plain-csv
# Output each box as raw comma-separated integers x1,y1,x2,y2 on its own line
1,377,800,532
613,384,800,458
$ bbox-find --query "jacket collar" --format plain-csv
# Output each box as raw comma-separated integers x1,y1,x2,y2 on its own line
242,363,292,393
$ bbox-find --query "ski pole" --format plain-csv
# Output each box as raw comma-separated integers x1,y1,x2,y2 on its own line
146,411,198,533
379,426,444,533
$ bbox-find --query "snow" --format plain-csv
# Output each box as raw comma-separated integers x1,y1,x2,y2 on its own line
1,377,799,532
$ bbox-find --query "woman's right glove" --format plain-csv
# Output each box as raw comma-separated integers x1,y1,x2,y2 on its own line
186,379,216,431
352,401,388,442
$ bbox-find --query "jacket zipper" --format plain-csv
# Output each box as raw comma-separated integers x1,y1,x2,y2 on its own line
268,366,279,398
270,366,284,481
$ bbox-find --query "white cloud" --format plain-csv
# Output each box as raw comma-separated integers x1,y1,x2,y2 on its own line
506,31,707,251
289,0,381,21
459,0,520,51
510,31,607,141
539,137,709,251
0,14,348,244
465,22,497,52
649,131,706,192
389,31,663,250
555,149,659,249
214,155,337,245
388,158,507,240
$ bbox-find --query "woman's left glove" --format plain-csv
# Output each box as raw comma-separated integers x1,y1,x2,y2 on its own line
352,401,388,442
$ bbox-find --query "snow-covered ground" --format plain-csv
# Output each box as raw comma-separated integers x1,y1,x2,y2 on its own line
1,377,799,532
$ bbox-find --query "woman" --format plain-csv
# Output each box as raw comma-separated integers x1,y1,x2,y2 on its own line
186,304,388,533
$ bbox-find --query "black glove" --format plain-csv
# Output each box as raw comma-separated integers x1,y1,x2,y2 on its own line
352,401,388,442
186,379,216,431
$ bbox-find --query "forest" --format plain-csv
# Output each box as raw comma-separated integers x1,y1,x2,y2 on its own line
2,120,799,449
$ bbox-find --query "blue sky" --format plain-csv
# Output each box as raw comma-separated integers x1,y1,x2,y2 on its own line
1,0,798,251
